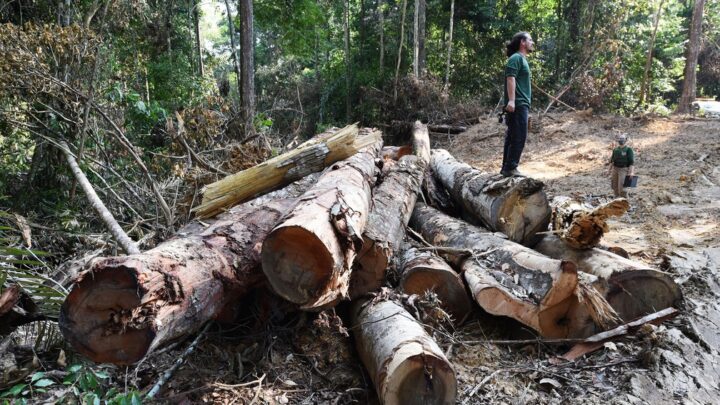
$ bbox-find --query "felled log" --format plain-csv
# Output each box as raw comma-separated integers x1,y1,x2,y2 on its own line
534,235,682,323
430,149,550,246
398,246,473,322
261,134,383,310
0,285,45,335
427,124,467,134
194,124,378,218
351,297,456,405
410,203,618,338
350,122,430,298
550,196,629,249
59,199,295,364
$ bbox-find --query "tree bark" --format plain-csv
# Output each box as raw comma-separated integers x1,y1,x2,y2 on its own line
398,246,473,322
444,0,454,89
350,122,430,298
412,0,425,77
60,142,139,255
194,124,379,218
343,0,352,121
637,0,666,108
410,203,617,338
351,297,457,405
60,198,296,365
677,0,706,113
193,0,205,77
394,0,408,101
239,0,255,130
534,235,682,324
550,196,629,249
224,0,242,99
430,149,551,246
261,134,383,310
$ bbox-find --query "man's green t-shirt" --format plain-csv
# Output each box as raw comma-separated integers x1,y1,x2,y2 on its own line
504,53,532,108
610,146,635,167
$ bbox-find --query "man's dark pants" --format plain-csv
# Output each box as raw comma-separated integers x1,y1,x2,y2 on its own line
501,105,529,172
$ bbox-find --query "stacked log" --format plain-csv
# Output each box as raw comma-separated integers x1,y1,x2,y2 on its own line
430,149,551,246
261,131,383,310
350,122,430,298
351,297,457,405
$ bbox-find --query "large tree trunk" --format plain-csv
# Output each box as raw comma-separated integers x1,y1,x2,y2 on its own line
412,0,425,77
443,0,454,89
534,235,682,323
261,135,383,310
193,0,205,77
378,0,384,73
351,297,456,405
59,199,296,365
343,0,352,121
637,0,665,108
430,149,551,246
550,196,629,249
394,0,408,101
350,122,429,298
410,203,619,338
239,0,255,130
224,0,242,99
398,246,472,322
676,0,706,113
194,125,378,218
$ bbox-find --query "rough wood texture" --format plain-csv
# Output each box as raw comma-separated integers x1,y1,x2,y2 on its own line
261,135,383,310
194,124,379,218
60,199,295,365
535,235,682,323
410,203,596,338
0,285,44,334
398,246,472,322
430,149,551,246
350,122,430,298
550,197,629,249
351,297,456,405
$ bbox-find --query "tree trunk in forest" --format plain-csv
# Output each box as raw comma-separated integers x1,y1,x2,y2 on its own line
444,0,455,89
637,0,665,108
239,0,255,131
412,0,426,77
344,0,352,122
350,122,430,298
194,124,379,218
410,203,617,338
60,199,296,364
534,235,682,324
550,196,629,249
394,0,407,101
224,0,242,100
193,0,205,77
261,135,383,310
430,149,551,246
398,246,473,322
60,142,139,255
378,0,384,73
351,297,457,405
677,0,705,113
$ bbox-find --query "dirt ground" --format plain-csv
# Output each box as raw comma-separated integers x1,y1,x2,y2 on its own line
5,112,719,404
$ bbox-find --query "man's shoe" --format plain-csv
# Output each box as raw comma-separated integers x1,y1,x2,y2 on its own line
508,169,524,177
500,169,513,177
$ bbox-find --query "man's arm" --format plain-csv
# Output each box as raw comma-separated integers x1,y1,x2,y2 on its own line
506,76,516,112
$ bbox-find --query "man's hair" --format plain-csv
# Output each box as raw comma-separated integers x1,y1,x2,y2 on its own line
506,32,530,57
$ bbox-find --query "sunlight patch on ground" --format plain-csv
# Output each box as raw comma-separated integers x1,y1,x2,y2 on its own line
667,223,718,246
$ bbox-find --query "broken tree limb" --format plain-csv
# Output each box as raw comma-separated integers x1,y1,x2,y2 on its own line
550,196,629,249
534,235,682,323
261,134,383,310
398,246,473,322
59,198,295,365
410,203,618,338
351,297,457,405
194,124,379,218
430,149,551,246
350,122,430,298
59,141,139,255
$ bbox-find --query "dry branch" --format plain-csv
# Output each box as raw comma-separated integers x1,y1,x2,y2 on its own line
430,149,551,246
194,124,379,218
261,134,383,310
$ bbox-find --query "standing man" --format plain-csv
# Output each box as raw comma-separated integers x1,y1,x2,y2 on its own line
501,32,534,177
607,133,635,198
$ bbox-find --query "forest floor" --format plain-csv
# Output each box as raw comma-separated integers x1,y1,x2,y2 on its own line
5,112,720,404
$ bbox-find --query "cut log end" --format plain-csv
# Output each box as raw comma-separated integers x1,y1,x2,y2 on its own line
60,265,153,365
400,265,472,322
261,225,335,304
497,183,551,247
384,350,456,405
606,269,682,322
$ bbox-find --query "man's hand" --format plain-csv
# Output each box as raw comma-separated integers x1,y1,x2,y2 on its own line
505,100,515,113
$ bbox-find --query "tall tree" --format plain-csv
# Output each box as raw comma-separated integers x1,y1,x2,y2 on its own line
394,0,408,101
378,0,384,73
344,0,352,121
444,0,455,89
677,0,706,113
412,0,425,77
637,0,666,109
193,0,205,77
240,0,255,130
225,0,242,100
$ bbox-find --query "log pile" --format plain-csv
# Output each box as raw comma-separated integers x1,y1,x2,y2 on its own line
57,122,681,402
